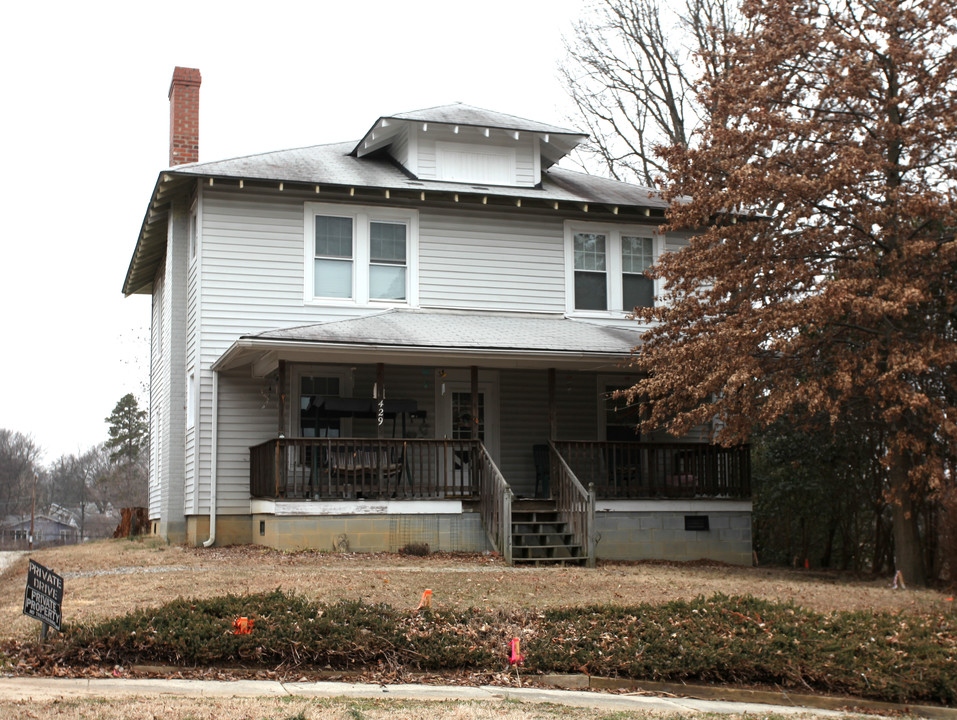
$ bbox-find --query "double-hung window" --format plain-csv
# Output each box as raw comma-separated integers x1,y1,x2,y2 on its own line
622,235,654,310
566,223,660,314
305,203,417,305
314,215,354,298
573,232,608,311
369,221,407,300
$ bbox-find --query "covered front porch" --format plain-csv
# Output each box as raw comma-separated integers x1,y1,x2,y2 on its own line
247,435,749,565
211,310,752,565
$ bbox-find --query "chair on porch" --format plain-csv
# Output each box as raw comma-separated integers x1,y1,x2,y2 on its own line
329,444,404,499
532,444,550,499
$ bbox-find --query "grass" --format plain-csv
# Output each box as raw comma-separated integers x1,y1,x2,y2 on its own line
0,697,854,720
0,539,948,641
1,539,954,708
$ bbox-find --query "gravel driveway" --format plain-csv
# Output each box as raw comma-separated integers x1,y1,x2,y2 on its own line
0,551,25,575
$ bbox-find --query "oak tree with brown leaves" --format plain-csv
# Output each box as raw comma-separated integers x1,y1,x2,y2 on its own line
630,0,957,586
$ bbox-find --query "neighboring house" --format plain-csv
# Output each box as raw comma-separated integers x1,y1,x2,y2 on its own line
123,67,751,565
0,511,80,548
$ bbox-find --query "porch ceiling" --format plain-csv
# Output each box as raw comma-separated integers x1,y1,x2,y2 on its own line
213,309,644,374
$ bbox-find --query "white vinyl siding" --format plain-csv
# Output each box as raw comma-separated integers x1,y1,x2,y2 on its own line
435,141,515,185
411,124,538,187
215,371,277,513
185,202,200,511
390,131,410,170
418,208,565,312
665,233,691,253
183,187,681,517
149,270,165,520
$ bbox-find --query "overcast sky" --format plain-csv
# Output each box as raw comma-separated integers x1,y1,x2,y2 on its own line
0,0,590,461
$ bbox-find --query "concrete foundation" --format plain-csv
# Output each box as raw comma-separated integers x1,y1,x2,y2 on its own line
252,510,491,553
180,500,751,564
595,500,752,565
186,515,254,547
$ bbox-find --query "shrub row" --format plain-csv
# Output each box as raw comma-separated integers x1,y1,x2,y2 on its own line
20,591,957,705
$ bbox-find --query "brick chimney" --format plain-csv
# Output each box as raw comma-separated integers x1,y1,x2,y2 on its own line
168,67,201,166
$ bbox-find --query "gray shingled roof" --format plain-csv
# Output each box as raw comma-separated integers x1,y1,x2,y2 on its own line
352,103,586,166
384,103,581,136
166,141,666,207
246,309,643,355
125,103,667,298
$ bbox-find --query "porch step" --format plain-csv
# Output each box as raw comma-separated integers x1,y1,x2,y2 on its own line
511,500,586,566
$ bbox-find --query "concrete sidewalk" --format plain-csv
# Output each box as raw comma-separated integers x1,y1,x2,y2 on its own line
0,677,891,716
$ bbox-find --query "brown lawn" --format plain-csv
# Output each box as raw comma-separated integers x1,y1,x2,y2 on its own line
1,538,949,642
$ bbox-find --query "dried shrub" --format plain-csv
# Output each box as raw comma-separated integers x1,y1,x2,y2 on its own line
16,592,956,705
398,543,430,557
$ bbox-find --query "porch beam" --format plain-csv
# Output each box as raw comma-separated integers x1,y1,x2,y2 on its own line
376,363,385,439
548,368,557,441
251,351,279,378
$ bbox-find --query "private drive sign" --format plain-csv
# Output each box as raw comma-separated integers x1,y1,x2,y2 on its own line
23,559,63,631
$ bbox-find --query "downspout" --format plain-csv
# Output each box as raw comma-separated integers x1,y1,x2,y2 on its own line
203,370,218,547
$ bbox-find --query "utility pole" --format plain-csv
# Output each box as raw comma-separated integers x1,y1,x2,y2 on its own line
29,472,37,551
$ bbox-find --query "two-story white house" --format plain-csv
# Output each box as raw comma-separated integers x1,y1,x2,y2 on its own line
123,67,752,565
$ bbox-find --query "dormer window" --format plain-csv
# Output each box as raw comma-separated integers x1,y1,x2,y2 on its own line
435,141,516,185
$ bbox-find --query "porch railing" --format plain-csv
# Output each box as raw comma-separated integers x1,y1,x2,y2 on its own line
552,441,750,499
549,441,595,567
250,438,483,500
476,442,513,564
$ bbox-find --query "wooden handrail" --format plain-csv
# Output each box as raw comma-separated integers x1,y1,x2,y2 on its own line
548,440,595,568
250,438,481,500
475,442,513,564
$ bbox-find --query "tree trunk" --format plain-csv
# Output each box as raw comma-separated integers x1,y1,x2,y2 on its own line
888,449,926,586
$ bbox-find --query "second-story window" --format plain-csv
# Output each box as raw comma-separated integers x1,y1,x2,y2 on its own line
314,216,354,298
305,203,418,306
369,221,407,300
573,232,608,311
622,235,654,309
566,223,661,315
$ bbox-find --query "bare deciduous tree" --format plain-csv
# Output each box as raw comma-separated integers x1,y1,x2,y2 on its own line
0,429,42,521
562,0,745,185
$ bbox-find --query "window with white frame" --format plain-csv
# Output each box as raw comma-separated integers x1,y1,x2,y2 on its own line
566,223,659,314
369,221,407,300
305,203,417,305
573,232,608,311
622,235,655,310
314,215,354,298
294,366,353,438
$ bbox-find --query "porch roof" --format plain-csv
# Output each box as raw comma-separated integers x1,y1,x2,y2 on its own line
213,309,644,373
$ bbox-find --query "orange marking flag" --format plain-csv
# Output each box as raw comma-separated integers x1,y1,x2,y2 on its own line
233,616,254,635
416,589,433,610
509,638,524,665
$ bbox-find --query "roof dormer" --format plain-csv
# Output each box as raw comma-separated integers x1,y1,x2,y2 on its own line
353,103,586,188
